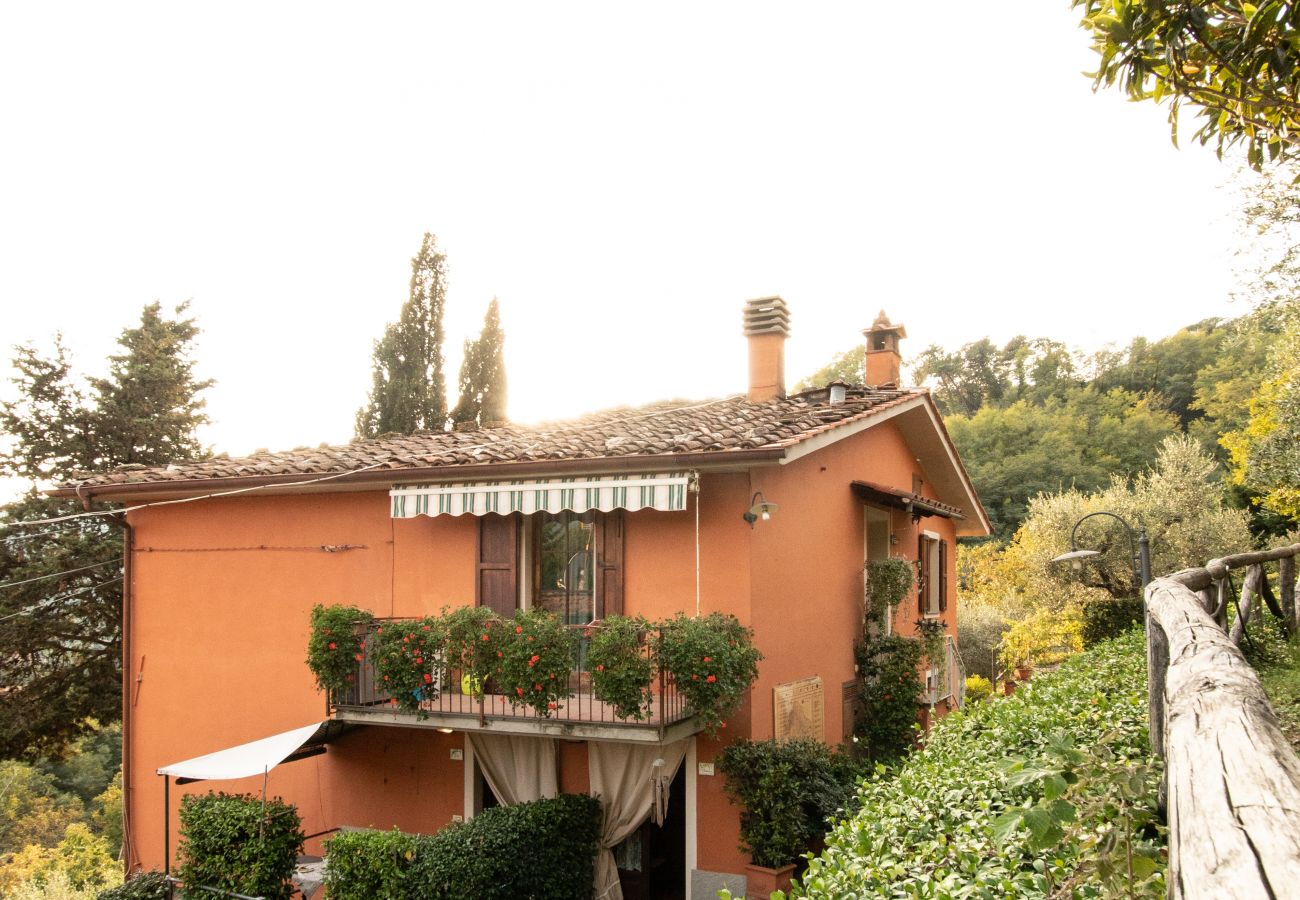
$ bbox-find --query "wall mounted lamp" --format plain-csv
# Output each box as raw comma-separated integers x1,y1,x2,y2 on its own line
743,492,779,528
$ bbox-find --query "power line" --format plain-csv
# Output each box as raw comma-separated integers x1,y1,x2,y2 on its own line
1,524,112,545
0,576,120,623
0,558,122,590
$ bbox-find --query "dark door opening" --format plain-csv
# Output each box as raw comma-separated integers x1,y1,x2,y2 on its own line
615,765,686,900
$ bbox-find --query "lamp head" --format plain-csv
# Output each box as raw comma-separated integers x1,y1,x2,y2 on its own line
743,492,779,528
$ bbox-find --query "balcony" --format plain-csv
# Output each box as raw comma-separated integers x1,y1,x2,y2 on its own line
329,619,700,743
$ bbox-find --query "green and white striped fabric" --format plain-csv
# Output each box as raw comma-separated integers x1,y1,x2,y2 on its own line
390,473,691,518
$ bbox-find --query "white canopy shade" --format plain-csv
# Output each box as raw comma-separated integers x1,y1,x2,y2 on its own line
390,472,691,518
157,722,326,782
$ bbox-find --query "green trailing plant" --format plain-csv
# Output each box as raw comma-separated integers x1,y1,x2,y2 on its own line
306,604,372,696
716,739,863,869
864,558,913,624
656,612,762,735
914,617,947,693
324,794,602,900
493,608,575,717
176,792,303,900
372,615,444,715
852,634,924,762
586,615,654,720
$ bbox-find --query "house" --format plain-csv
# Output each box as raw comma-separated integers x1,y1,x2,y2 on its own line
59,298,989,899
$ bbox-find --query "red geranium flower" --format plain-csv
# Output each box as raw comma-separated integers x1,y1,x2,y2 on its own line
423,673,433,683
534,683,541,691
328,642,337,650
481,633,489,641
516,687,524,697
596,664,604,672
707,675,716,683
354,653,363,662
703,656,711,662
529,655,540,666
515,626,523,634
548,701,557,710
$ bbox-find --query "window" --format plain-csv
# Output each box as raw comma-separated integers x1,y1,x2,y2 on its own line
477,511,624,622
918,532,948,617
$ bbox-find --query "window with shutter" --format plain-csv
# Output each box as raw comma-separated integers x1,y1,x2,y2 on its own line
476,514,519,617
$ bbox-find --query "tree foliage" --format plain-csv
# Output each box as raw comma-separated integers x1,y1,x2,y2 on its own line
0,305,210,757
450,297,507,427
1073,1,1300,167
356,233,448,438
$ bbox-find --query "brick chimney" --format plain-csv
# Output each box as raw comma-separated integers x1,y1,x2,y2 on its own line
864,310,906,388
743,296,790,403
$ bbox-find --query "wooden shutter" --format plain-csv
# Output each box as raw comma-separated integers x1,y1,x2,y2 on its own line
938,539,949,613
477,514,519,616
593,511,625,618
917,533,927,611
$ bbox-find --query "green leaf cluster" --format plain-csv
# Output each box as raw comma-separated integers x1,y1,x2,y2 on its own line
585,615,654,720
305,604,372,696
852,635,925,762
491,608,576,717
789,630,1165,898
371,615,445,714
175,792,304,900
864,558,913,624
95,871,169,899
654,612,763,735
716,739,865,869
323,793,603,900
1072,0,1300,167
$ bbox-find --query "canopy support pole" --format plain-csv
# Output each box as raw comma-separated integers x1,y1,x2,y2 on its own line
162,774,170,875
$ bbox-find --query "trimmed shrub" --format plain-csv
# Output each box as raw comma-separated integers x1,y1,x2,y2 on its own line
324,793,603,900
176,792,303,900
96,872,168,900
716,739,863,869
322,829,422,900
788,630,1165,897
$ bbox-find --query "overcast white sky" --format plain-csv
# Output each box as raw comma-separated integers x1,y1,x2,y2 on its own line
0,2,1257,472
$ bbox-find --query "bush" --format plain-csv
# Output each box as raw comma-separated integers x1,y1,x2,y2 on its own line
586,615,654,720
1082,597,1145,646
964,673,994,703
956,601,1009,680
789,630,1165,897
656,613,762,735
864,558,913,624
493,609,575,717
176,793,303,900
324,794,603,900
96,872,168,900
852,635,924,762
716,739,862,869
372,615,444,714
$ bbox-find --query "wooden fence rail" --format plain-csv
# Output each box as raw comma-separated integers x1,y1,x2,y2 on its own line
1145,542,1300,898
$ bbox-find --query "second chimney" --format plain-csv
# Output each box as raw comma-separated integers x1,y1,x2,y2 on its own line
864,310,906,388
743,296,790,403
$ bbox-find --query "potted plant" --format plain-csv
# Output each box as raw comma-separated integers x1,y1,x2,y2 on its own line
716,739,860,896
586,615,654,720
655,612,761,734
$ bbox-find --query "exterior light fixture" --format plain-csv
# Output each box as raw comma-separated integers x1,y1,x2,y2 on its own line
1050,511,1152,588
743,492,778,528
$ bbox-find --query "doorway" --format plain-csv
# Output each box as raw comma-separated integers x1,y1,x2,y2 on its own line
615,765,686,900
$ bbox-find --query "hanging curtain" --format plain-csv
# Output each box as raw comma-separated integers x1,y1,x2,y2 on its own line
466,733,558,806
588,739,689,900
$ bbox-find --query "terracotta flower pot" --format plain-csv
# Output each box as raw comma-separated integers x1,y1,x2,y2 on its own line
745,862,796,897
1015,665,1033,682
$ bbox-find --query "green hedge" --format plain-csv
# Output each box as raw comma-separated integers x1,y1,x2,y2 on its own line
176,792,303,900
788,630,1166,897
324,793,603,900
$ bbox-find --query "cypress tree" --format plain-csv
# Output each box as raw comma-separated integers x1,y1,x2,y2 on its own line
0,303,211,757
451,298,507,427
356,233,448,438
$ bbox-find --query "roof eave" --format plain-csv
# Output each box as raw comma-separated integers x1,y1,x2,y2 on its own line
50,447,789,505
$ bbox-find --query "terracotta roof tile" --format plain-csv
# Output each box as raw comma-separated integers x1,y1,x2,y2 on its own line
66,386,926,490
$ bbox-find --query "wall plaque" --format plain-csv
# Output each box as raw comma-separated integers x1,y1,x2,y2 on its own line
773,675,824,742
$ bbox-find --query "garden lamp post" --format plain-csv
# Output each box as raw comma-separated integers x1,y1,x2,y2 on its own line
1051,511,1152,591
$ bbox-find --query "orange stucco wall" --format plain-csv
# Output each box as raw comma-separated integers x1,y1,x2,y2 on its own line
122,418,960,882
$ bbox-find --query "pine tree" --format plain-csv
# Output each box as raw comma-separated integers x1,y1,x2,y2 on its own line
451,298,507,427
355,233,448,438
0,304,211,757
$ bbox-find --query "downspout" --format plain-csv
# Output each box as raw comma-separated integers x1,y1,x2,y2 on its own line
117,515,137,874
80,482,137,876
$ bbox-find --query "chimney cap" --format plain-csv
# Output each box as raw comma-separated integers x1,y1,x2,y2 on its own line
743,296,790,337
865,309,907,340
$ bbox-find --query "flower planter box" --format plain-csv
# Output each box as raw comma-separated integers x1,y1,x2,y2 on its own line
745,862,796,897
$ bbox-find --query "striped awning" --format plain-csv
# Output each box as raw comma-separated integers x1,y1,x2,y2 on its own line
390,472,691,518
